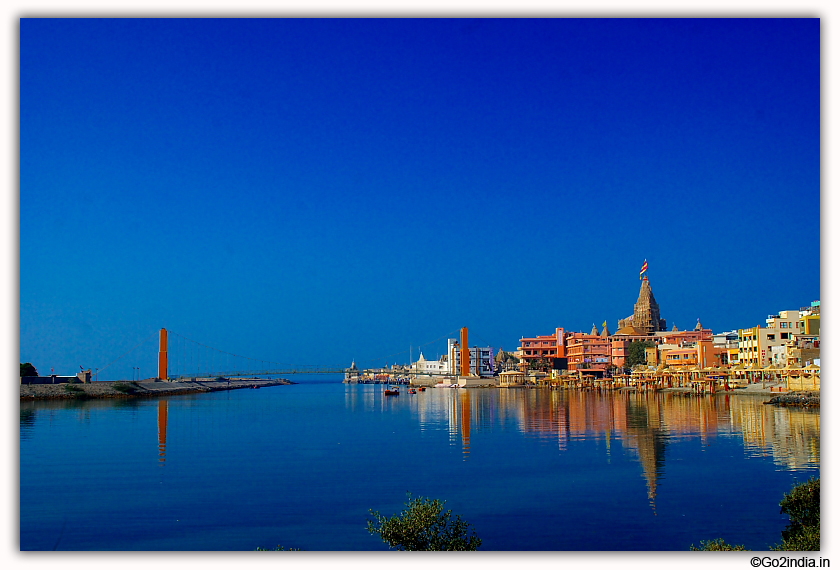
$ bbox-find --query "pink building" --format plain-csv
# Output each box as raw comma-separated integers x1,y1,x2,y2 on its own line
567,332,610,374
519,328,566,370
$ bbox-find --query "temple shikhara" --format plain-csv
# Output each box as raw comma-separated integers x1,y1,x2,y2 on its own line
617,275,666,335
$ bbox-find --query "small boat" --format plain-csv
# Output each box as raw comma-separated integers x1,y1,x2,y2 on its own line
408,388,417,394
384,385,399,396
418,387,426,392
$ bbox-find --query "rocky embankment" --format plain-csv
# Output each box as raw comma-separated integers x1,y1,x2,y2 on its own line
20,378,293,401
765,391,820,408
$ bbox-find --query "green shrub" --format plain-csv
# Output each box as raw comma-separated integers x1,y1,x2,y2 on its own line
690,538,749,551
367,494,481,551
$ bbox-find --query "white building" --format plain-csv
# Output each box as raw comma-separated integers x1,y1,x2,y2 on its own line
713,330,739,348
412,352,451,376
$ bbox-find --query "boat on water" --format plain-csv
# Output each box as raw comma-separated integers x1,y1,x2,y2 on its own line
384,385,400,396
418,387,426,392
408,388,417,394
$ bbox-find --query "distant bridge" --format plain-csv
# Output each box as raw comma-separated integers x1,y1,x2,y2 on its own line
93,327,470,382
168,366,347,380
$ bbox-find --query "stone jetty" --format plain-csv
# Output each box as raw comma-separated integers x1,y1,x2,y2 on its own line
20,377,293,401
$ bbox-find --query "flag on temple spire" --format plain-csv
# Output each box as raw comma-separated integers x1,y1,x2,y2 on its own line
640,259,648,280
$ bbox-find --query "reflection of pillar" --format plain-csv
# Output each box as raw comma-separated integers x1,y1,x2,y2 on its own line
158,400,168,464
460,327,470,376
460,389,471,458
158,328,168,381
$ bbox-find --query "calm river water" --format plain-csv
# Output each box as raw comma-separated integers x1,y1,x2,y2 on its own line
19,374,820,551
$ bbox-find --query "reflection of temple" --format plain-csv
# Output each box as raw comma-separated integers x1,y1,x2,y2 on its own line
158,400,168,464
623,395,667,512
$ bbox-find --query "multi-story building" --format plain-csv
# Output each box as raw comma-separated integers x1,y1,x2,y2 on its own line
799,301,820,335
739,326,789,368
663,340,724,370
518,327,567,370
766,310,803,343
449,338,495,377
567,332,611,374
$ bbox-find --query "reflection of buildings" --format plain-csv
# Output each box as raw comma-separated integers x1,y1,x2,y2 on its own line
397,388,819,502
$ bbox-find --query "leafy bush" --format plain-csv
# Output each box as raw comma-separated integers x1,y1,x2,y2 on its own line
20,362,38,377
773,477,819,551
690,538,749,551
367,494,481,551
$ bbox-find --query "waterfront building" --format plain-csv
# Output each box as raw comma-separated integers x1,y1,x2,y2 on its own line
662,340,724,370
566,332,610,375
518,328,567,370
413,352,450,376
738,326,787,368
344,361,361,382
498,370,526,387
739,306,818,368
449,338,495,377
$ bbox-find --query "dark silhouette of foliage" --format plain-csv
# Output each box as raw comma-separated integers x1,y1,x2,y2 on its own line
773,477,819,551
20,362,38,377
367,494,482,551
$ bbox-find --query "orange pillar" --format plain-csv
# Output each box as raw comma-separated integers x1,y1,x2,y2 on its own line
158,328,168,381
460,327,470,377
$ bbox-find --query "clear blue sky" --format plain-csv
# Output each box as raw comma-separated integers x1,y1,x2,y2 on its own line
20,18,820,378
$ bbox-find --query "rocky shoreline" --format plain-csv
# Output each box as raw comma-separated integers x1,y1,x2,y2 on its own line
20,377,293,401
764,391,820,408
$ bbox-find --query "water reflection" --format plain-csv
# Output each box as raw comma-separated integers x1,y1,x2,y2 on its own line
158,400,168,464
378,389,820,475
